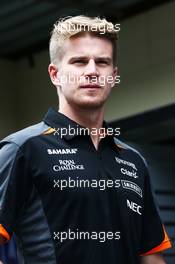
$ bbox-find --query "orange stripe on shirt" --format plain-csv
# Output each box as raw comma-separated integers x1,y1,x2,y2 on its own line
0,224,10,243
115,144,126,150
42,128,56,135
140,226,172,256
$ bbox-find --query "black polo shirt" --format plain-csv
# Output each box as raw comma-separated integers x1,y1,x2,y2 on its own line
0,107,172,264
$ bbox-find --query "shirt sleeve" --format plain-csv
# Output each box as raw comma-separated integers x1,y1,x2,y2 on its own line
139,168,172,255
0,140,31,243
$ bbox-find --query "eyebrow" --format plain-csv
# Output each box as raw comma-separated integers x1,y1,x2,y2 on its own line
68,56,112,63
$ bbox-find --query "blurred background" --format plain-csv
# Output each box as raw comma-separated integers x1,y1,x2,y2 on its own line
0,0,175,263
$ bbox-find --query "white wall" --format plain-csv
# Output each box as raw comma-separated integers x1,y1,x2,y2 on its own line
0,1,175,138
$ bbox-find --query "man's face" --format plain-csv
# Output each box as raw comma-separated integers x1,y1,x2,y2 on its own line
49,33,117,110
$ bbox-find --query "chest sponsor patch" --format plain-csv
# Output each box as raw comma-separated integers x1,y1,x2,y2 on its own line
115,157,137,171
47,148,78,155
120,168,138,179
121,180,142,198
53,159,85,171
127,199,142,215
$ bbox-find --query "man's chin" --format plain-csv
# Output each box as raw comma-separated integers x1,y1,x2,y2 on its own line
75,99,106,110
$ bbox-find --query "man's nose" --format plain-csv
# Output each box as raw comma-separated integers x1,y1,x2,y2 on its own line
84,59,99,77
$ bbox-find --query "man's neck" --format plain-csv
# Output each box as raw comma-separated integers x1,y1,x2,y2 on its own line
58,105,105,150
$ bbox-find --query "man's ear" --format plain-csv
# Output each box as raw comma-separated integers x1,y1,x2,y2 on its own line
48,63,60,86
111,66,118,88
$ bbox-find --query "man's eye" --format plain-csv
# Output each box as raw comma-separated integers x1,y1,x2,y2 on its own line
74,60,86,64
97,60,108,65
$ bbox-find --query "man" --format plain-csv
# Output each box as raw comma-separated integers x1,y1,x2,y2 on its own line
0,15,172,263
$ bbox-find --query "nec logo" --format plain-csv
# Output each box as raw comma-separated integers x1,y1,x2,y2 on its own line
127,199,142,215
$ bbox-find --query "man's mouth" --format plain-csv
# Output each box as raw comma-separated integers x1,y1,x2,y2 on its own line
80,84,101,88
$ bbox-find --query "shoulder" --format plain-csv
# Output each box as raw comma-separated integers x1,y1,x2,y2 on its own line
0,121,50,148
0,121,51,168
114,137,148,168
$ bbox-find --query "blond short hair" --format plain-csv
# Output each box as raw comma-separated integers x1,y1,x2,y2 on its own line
49,15,119,66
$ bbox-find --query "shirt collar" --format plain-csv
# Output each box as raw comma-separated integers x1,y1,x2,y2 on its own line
43,107,117,142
